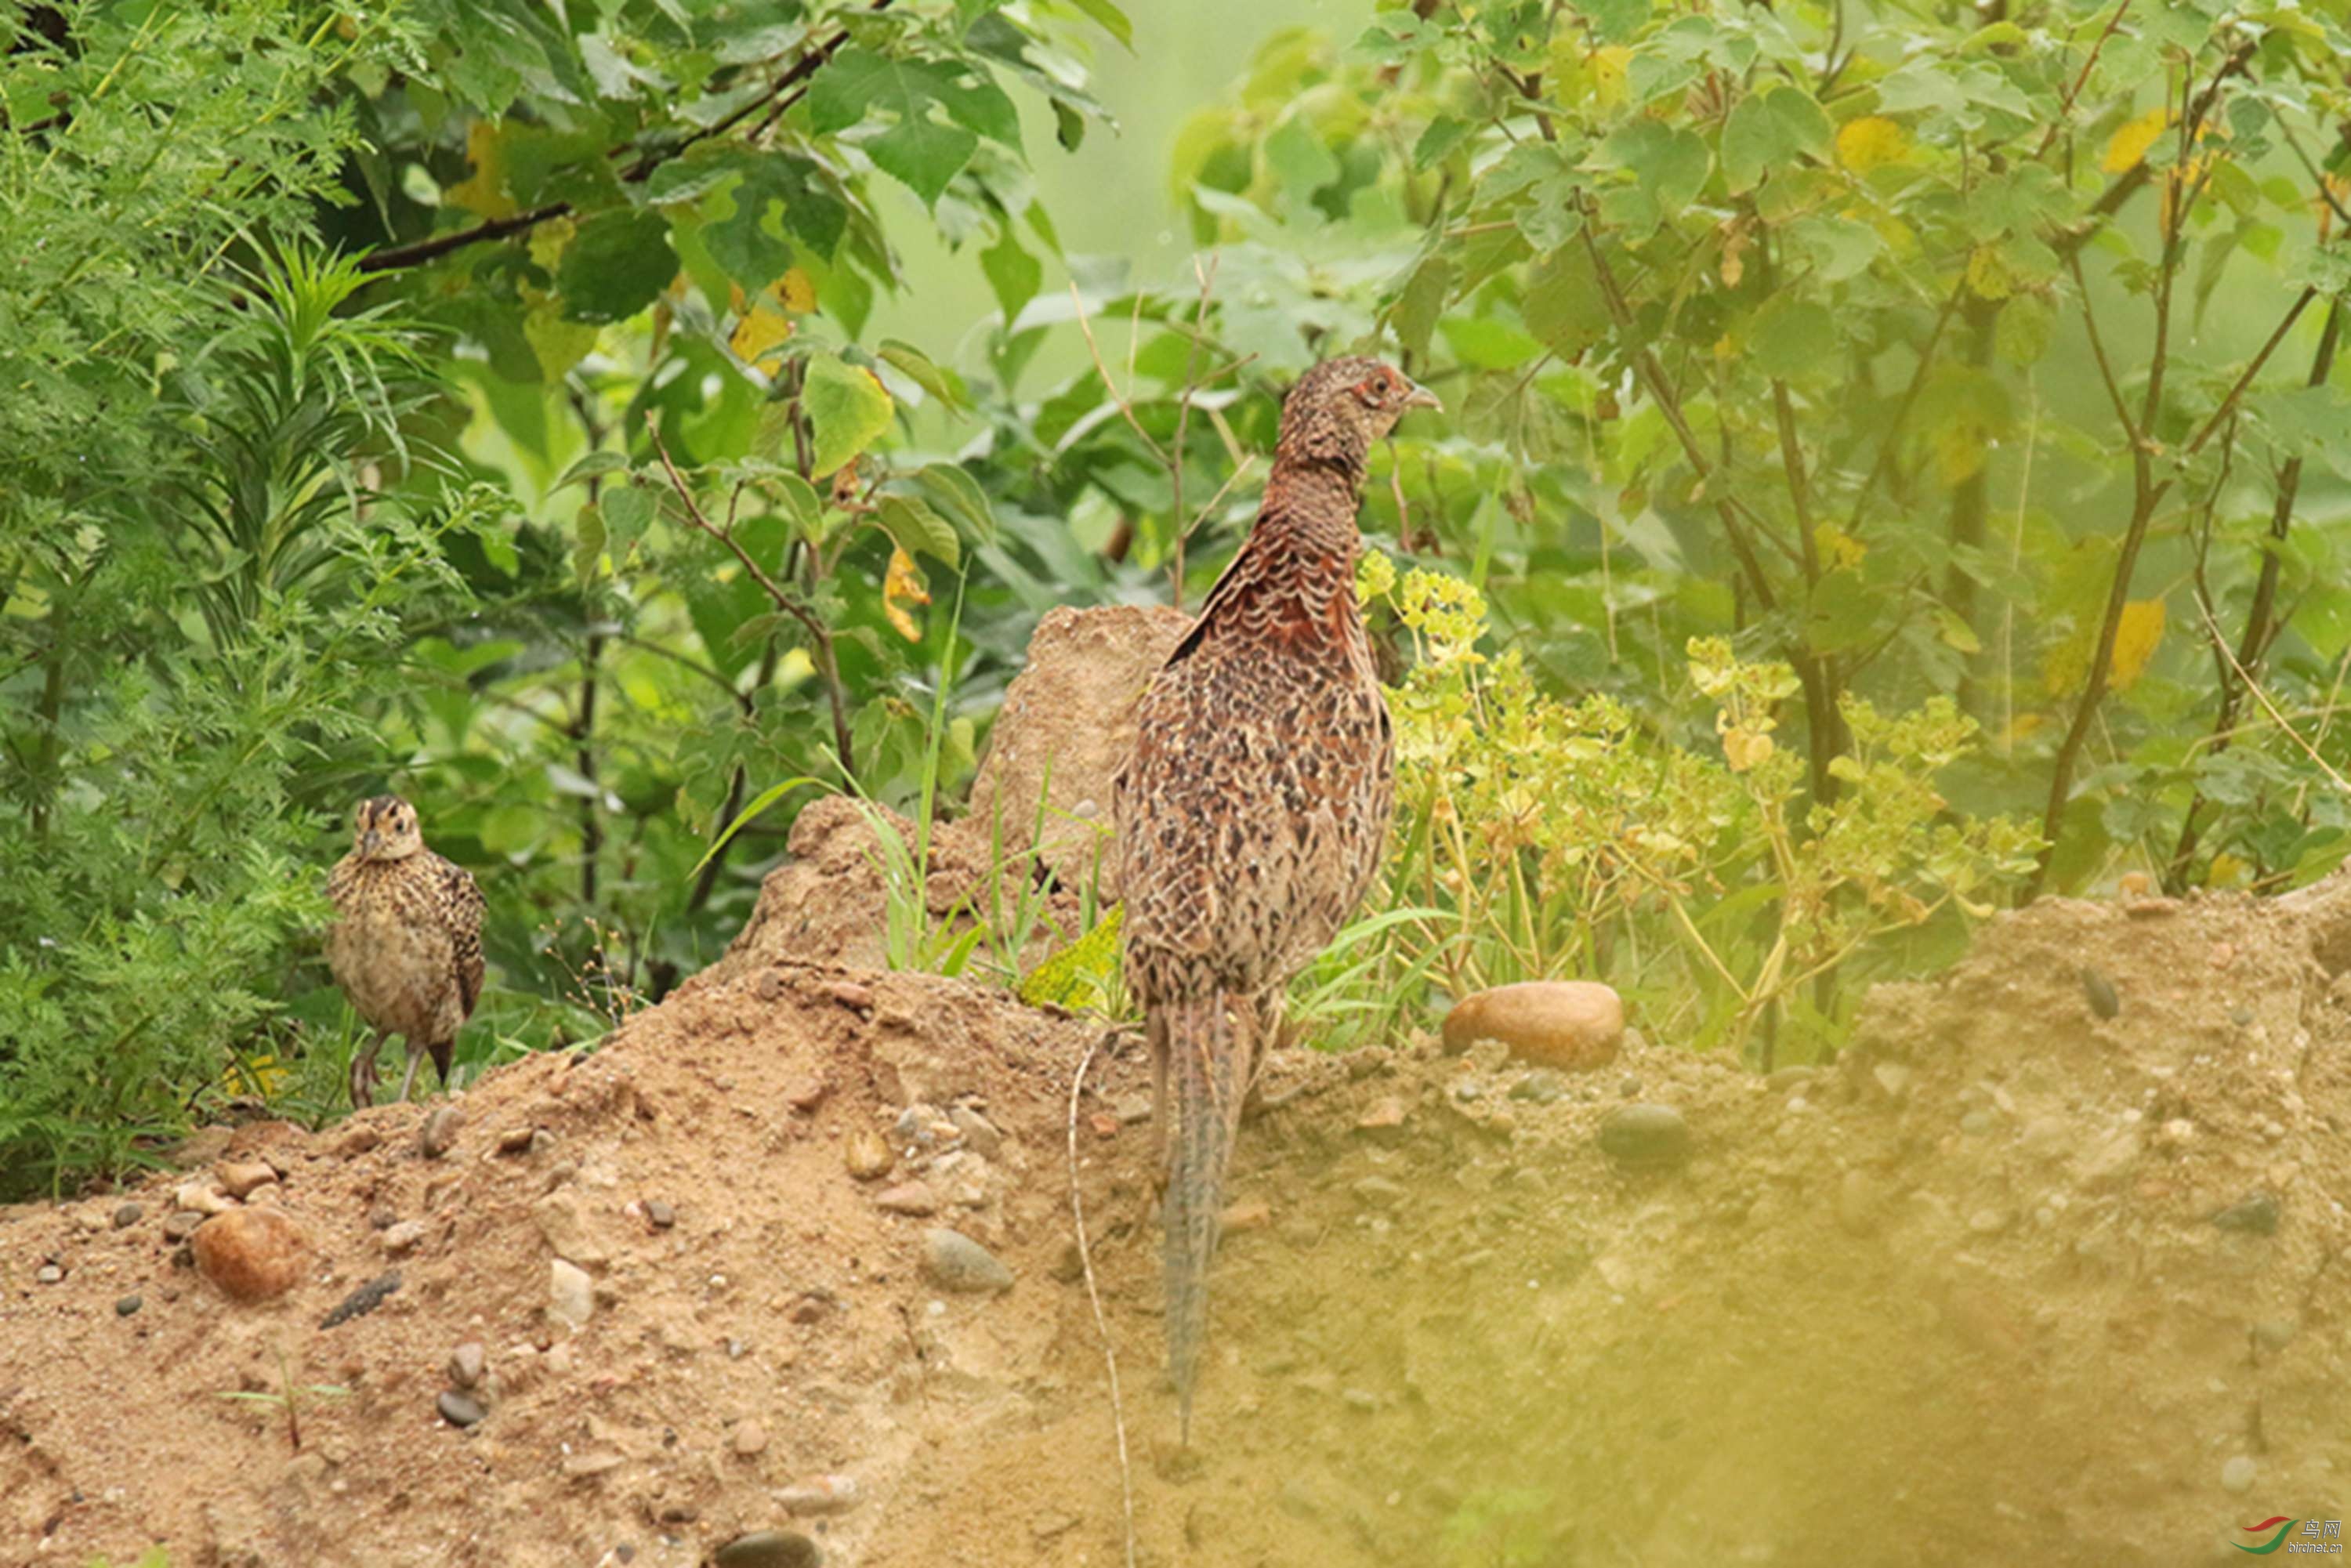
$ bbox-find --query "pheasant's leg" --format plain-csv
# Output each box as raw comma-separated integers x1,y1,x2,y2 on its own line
394,1045,425,1105
1223,991,1255,1144
1141,1011,1172,1232
348,1030,386,1110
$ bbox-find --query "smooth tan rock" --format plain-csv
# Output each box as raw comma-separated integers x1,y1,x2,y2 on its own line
215,1159,277,1200
843,1127,895,1182
174,1181,235,1217
191,1207,309,1302
1442,981,1625,1071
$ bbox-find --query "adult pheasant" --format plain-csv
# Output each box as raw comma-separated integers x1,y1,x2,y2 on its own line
326,795,485,1107
1114,356,1436,1437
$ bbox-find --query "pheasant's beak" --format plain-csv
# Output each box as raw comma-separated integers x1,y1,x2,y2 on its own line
1402,380,1441,411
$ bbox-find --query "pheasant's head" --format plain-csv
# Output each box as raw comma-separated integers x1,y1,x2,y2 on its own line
1275,356,1440,470
353,795,425,861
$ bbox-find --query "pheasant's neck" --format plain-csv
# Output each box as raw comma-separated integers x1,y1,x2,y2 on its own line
1249,453,1367,562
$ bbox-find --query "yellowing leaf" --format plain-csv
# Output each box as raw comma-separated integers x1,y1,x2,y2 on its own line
730,302,795,364
1931,418,1989,486
1588,46,1631,107
2102,107,2169,174
1722,726,1774,773
527,216,575,273
445,121,518,221
1835,116,1911,173
2106,598,2164,691
1965,244,2013,301
1814,523,1867,571
882,545,930,642
803,354,895,479
777,267,817,313
2206,851,2250,889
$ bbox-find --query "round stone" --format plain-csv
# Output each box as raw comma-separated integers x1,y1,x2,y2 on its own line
921,1227,1013,1294
114,1294,143,1317
1597,1103,1692,1173
713,1529,822,1568
111,1202,144,1229
191,1206,309,1302
1443,981,1625,1072
437,1389,486,1428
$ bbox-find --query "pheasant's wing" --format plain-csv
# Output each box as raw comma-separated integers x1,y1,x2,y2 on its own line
434,853,487,1017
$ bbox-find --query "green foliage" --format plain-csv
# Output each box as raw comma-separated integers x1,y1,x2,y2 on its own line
1324,561,2039,1056
8,0,2349,1188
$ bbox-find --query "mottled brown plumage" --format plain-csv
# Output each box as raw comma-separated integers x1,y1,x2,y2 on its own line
325,795,484,1107
1114,356,1436,1436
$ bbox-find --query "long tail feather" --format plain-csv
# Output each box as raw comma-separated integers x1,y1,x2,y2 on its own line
1162,992,1237,1443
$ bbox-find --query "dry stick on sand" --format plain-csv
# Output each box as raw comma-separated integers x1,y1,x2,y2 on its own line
1067,1029,1139,1568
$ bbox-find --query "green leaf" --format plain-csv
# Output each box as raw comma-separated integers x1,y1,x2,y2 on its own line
1523,246,1609,357
1440,315,1545,371
1602,120,1708,219
1783,212,1880,281
807,49,985,206
1391,254,1452,360
1994,295,2052,366
601,484,655,562
1581,0,1651,45
981,226,1043,323
1804,568,1876,654
1721,86,1832,194
802,354,897,479
1414,116,1473,170
556,209,676,324
912,462,997,545
1017,904,1124,1009
878,339,966,411
554,450,630,491
1751,295,1837,379
877,492,960,567
572,500,607,588
1064,0,1133,49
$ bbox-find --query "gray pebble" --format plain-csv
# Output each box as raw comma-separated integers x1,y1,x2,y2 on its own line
163,1211,203,1242
448,1341,486,1389
1619,1075,1642,1098
111,1202,144,1229
713,1529,822,1568
921,1227,1013,1294
645,1200,676,1230
949,1104,1004,1158
2212,1193,2280,1236
2251,1317,2298,1352
1598,1103,1691,1172
437,1389,486,1428
1451,1081,1481,1103
115,1294,142,1317
1507,1070,1563,1105
35,1264,62,1284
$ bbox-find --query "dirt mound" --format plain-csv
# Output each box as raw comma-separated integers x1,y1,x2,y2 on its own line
713,605,1185,980
6,884,2350,1566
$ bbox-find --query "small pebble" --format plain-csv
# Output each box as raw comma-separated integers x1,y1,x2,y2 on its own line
111,1202,144,1229
950,1104,1004,1157
114,1294,142,1317
843,1128,895,1182
1507,1071,1563,1105
1598,1103,1692,1172
921,1228,1013,1294
777,1474,860,1517
448,1342,486,1389
418,1105,465,1160
714,1528,823,1568
381,1219,427,1255
437,1390,486,1428
36,1265,63,1284
2222,1454,2257,1495
1441,980,1625,1070
496,1126,536,1156
645,1200,676,1230
2080,965,2120,1020
549,1258,595,1329
827,980,874,1012
2212,1193,2280,1236
730,1419,769,1456
875,1181,939,1216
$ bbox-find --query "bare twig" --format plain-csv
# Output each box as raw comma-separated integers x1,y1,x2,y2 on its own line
1067,1031,1139,1568
646,417,857,777
2193,601,2351,797
1169,255,1220,610
2033,0,2134,161
360,3,891,273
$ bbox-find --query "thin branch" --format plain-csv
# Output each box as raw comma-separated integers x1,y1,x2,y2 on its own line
1067,1031,1140,1568
1168,254,1220,610
2033,0,2133,161
1843,278,1967,534
360,4,889,274
1067,282,1169,464
647,417,857,777
2193,602,2351,797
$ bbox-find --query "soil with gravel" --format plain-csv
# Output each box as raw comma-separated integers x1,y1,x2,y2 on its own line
8,609,2351,1566
5,880,2351,1568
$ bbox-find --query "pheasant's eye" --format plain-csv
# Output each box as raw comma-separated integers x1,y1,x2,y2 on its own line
1357,377,1388,406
